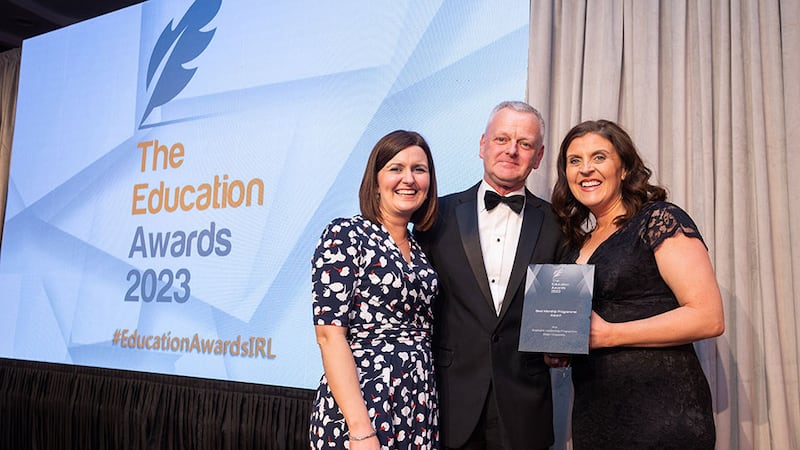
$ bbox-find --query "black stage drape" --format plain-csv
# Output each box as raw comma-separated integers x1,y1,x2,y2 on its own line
0,357,315,449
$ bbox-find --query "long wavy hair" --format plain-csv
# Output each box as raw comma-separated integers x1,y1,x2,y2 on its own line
551,120,667,249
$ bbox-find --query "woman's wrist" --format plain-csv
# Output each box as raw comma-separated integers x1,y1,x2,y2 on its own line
349,429,377,441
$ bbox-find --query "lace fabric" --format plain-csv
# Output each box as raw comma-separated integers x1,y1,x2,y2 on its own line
640,201,705,250
564,201,716,449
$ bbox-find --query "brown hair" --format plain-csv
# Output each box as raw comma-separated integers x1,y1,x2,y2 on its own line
551,120,667,248
359,130,438,231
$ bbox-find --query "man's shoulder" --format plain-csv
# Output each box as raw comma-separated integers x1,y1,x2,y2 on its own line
439,183,480,206
414,184,477,241
524,189,556,212
524,188,551,204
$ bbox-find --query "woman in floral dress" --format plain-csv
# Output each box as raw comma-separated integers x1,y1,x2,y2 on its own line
309,130,440,449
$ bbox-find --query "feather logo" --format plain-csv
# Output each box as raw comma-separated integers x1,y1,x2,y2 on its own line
140,0,222,127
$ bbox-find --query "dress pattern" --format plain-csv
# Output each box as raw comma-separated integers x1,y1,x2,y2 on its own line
565,201,716,450
309,216,439,449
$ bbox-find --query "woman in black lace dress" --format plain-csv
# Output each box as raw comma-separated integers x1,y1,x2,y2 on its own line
550,120,724,449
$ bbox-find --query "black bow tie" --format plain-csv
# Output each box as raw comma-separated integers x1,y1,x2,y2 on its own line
484,191,524,214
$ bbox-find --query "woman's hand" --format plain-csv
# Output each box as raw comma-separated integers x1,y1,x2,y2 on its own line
588,310,612,349
315,325,376,446
544,353,571,367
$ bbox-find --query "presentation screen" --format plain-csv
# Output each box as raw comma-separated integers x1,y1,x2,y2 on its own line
0,0,530,389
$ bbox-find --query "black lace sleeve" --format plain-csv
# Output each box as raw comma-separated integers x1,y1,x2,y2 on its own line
639,201,706,250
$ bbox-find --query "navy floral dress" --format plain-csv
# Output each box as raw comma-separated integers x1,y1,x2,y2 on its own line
309,216,439,449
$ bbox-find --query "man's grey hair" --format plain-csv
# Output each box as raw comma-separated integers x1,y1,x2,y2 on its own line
487,101,546,144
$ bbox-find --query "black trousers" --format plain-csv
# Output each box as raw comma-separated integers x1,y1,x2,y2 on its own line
444,383,508,450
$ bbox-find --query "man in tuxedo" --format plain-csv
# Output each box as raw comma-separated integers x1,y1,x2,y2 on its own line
415,101,561,449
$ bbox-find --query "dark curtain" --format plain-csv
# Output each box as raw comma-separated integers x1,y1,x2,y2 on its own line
0,358,315,450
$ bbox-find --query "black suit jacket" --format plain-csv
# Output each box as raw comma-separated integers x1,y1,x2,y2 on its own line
415,183,562,450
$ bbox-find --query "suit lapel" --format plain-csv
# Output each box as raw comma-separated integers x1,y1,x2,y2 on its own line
455,188,495,312
497,190,544,320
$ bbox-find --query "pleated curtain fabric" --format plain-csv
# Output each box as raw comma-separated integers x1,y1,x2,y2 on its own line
0,47,20,243
0,358,315,450
527,1,800,449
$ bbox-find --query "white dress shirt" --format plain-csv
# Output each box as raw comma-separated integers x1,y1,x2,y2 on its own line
477,181,525,315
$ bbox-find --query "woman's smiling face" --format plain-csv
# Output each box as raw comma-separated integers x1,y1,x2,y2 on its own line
377,145,430,223
565,132,628,216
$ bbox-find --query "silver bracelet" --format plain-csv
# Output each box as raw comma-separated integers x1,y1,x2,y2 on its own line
349,430,377,441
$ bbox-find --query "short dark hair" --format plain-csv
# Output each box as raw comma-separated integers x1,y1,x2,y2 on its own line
359,130,439,231
551,120,667,248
